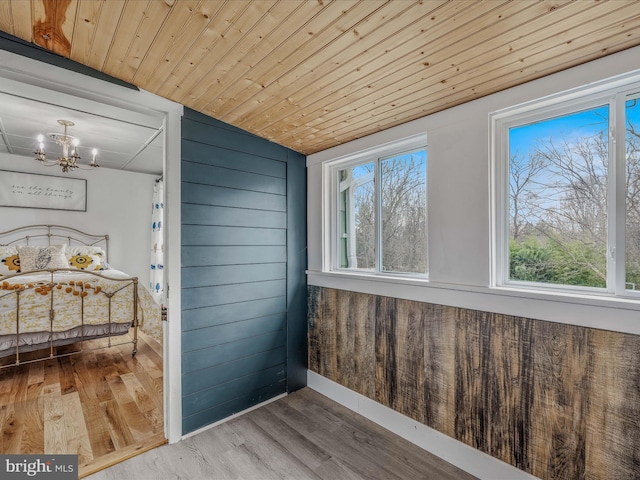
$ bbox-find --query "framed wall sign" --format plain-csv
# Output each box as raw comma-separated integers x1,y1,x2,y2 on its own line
0,170,87,211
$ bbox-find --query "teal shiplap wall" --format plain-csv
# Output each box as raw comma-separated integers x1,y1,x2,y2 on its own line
181,108,306,434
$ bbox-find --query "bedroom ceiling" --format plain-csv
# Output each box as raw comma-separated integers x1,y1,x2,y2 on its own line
0,91,164,174
0,0,639,158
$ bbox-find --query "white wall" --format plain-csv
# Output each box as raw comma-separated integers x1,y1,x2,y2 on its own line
0,152,155,287
307,45,640,336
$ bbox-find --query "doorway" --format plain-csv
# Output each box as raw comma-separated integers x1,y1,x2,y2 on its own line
0,48,183,475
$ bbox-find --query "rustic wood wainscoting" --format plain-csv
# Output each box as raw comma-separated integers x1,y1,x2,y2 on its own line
307,286,640,480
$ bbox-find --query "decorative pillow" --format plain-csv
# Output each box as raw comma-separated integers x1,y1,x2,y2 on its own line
0,246,20,276
66,246,109,271
66,246,107,257
68,253,109,271
16,245,69,273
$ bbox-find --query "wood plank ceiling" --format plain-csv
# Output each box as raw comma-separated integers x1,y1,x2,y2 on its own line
1,0,639,155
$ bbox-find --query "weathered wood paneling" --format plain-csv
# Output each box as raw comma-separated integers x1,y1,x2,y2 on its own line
585,330,640,480
529,321,589,478
308,287,640,480
423,304,456,437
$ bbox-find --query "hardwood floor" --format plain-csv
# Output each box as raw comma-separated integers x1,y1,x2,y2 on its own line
88,387,478,480
0,330,165,478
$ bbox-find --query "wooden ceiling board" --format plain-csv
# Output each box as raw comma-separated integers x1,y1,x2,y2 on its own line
84,0,125,71
197,0,388,121
113,0,176,82
189,0,328,115
0,2,12,35
259,0,540,147
9,0,33,41
178,0,306,109
69,0,101,64
156,1,272,101
129,0,203,87
133,0,225,92
101,0,150,76
2,0,640,155
287,1,640,152
246,0,515,139
219,0,452,128
31,0,77,57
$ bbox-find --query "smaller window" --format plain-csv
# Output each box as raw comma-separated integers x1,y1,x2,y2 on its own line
331,145,427,276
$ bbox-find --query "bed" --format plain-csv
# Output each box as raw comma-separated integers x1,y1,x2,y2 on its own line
0,224,160,367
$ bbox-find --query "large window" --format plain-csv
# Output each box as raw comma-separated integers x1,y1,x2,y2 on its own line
332,147,427,276
493,85,640,297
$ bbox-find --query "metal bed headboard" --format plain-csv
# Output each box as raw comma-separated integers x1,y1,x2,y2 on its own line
0,224,109,261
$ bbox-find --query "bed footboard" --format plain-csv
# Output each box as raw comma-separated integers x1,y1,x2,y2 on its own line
0,269,139,368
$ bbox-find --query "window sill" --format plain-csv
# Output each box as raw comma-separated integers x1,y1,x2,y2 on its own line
306,270,640,335
490,284,640,311
325,269,430,284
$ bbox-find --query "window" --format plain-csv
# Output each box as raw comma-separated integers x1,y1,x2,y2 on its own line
331,145,427,276
493,82,640,297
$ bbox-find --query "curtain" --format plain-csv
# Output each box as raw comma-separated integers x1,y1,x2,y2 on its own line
150,179,164,303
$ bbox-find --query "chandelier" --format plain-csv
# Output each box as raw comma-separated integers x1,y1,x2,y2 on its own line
34,120,99,173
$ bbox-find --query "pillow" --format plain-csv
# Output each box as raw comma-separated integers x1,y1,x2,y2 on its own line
66,246,109,271
0,246,20,276
66,246,107,257
68,253,109,271
17,245,69,273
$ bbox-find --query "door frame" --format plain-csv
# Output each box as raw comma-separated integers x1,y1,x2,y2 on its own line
0,48,184,443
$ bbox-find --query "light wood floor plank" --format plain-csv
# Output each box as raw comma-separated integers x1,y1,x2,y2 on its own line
81,399,116,460
227,417,322,479
313,456,366,480
44,383,68,454
249,406,330,470
27,360,45,385
101,399,136,450
18,397,44,454
0,401,23,453
117,350,163,412
62,391,93,464
120,372,155,416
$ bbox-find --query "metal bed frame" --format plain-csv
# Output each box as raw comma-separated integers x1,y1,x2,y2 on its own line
0,224,139,368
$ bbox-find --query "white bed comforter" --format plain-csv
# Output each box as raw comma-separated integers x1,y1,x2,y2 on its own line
0,269,160,338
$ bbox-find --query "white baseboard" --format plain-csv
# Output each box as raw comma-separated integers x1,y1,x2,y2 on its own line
307,371,540,480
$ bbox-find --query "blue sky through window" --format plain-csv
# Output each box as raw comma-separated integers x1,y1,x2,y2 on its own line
509,106,610,159
510,98,640,159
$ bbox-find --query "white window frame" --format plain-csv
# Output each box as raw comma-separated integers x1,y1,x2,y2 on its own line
324,134,428,279
491,77,640,300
